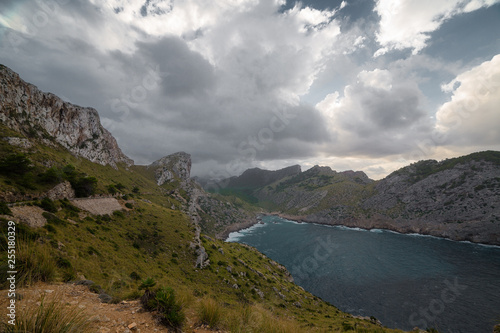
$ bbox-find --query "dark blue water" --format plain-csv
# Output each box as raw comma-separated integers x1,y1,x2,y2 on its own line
227,215,500,333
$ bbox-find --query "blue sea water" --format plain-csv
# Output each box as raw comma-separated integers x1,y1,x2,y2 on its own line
227,215,500,333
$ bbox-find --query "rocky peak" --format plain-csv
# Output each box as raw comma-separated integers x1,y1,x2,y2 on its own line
0,65,133,169
339,170,372,184
148,152,192,186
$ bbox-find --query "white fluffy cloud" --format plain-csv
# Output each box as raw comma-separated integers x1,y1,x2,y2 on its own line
436,54,500,147
374,0,500,56
316,68,431,156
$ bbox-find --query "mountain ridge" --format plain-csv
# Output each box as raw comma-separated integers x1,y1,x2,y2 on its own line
208,152,500,245
0,64,133,169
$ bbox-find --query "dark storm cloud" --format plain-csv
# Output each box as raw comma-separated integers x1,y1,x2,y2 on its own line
357,85,426,130
137,37,216,98
1,0,499,178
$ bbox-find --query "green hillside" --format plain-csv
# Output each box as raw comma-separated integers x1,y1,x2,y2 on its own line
0,123,403,332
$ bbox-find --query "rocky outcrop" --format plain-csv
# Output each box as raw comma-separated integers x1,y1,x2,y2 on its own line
148,152,191,186
46,181,75,200
0,65,133,169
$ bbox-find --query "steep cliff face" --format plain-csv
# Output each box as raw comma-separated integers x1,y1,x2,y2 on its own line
363,154,500,222
148,152,192,186
0,65,133,168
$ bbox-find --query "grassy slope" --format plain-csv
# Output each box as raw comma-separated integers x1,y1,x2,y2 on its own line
0,124,404,332
251,171,376,217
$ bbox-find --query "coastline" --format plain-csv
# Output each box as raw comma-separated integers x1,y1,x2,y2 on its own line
217,216,262,240
219,211,500,246
259,212,500,246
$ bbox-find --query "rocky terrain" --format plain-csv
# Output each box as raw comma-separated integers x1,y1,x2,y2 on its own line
211,153,500,245
148,152,192,186
0,65,133,169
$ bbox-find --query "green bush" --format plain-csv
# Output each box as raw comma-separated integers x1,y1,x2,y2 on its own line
60,198,80,212
113,210,125,218
139,282,184,329
38,197,58,213
0,202,12,215
73,176,98,197
43,224,56,233
154,287,185,328
17,172,37,190
39,167,63,184
0,153,32,175
130,271,141,281
125,202,133,209
42,212,66,226
107,184,118,195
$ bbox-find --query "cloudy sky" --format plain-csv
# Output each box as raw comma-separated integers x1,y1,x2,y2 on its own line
1,0,499,179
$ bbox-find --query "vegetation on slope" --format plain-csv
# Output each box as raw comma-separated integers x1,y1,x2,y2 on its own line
0,123,404,332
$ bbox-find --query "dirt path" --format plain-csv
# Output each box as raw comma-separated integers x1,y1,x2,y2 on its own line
0,283,225,333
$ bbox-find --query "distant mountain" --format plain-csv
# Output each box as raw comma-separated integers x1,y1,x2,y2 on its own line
226,165,302,189
0,64,133,168
214,152,500,245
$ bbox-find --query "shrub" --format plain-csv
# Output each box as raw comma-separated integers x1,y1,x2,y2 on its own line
154,287,185,328
139,284,185,328
0,153,32,175
73,176,98,197
139,277,157,311
113,210,125,218
39,167,63,184
43,224,57,233
42,212,67,226
18,172,37,189
107,184,117,195
0,202,12,215
87,246,101,256
132,186,140,194
56,257,72,269
125,202,133,209
60,198,80,212
130,271,141,281
62,164,78,180
39,197,58,213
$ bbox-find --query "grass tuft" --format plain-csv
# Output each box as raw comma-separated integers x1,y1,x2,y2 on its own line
0,293,93,332
197,297,223,328
0,236,57,288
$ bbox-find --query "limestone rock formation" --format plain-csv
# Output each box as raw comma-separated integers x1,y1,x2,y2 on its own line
0,65,133,169
148,152,191,185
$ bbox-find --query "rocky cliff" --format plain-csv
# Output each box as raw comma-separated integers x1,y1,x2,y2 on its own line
215,152,500,245
148,152,191,186
0,65,133,168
